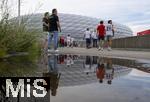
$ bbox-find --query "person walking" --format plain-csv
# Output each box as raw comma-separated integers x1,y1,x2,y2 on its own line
67,35,71,47
97,21,106,51
59,36,65,47
48,9,61,52
84,28,91,49
106,20,114,51
91,29,98,48
70,37,74,48
42,12,49,51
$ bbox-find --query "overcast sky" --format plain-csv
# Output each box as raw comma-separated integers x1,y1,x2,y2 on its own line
9,0,150,35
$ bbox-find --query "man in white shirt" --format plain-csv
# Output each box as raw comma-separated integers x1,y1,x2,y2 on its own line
106,20,114,51
84,28,91,49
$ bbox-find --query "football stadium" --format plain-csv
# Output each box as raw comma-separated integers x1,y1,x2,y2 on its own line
24,13,133,39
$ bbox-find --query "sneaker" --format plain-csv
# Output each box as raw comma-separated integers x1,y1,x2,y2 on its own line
47,49,51,52
48,49,54,52
98,47,101,51
55,49,59,52
48,53,52,56
107,47,112,51
55,54,59,56
41,48,46,53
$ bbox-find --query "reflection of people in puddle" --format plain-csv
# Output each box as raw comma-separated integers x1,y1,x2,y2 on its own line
84,56,92,75
66,55,74,67
47,55,61,96
50,72,61,96
58,55,65,64
105,58,114,85
92,56,98,73
96,58,105,83
48,55,58,73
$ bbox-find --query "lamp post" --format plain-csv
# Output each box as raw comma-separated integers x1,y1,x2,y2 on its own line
18,0,20,17
18,0,21,25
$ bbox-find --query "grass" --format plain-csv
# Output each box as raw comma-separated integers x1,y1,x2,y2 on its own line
0,0,43,58
0,16,42,58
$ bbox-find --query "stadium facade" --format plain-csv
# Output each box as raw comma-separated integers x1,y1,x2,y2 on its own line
26,13,133,39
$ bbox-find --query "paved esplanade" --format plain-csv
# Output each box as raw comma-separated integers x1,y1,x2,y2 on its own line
58,48,150,60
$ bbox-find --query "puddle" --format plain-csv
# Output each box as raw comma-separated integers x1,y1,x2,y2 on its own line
0,54,150,102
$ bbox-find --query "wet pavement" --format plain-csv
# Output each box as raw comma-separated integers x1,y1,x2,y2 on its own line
0,54,150,102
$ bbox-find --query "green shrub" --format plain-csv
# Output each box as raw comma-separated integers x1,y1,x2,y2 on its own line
0,0,42,58
0,16,42,57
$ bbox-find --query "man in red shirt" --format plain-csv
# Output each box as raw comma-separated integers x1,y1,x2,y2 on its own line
96,63,105,83
97,21,106,51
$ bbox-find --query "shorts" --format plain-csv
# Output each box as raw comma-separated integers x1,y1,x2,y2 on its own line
106,35,112,42
98,36,105,41
42,32,49,41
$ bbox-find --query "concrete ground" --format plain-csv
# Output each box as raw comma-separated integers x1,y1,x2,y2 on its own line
57,47,150,60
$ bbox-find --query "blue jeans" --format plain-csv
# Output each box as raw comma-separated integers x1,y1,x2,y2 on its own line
86,38,91,48
48,55,58,74
48,31,58,50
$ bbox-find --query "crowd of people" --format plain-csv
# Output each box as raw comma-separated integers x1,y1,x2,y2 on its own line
42,8,115,52
84,20,114,51
59,35,77,48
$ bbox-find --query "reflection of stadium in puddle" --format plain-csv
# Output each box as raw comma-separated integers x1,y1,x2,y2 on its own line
45,54,150,100
43,54,150,87
0,54,149,101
